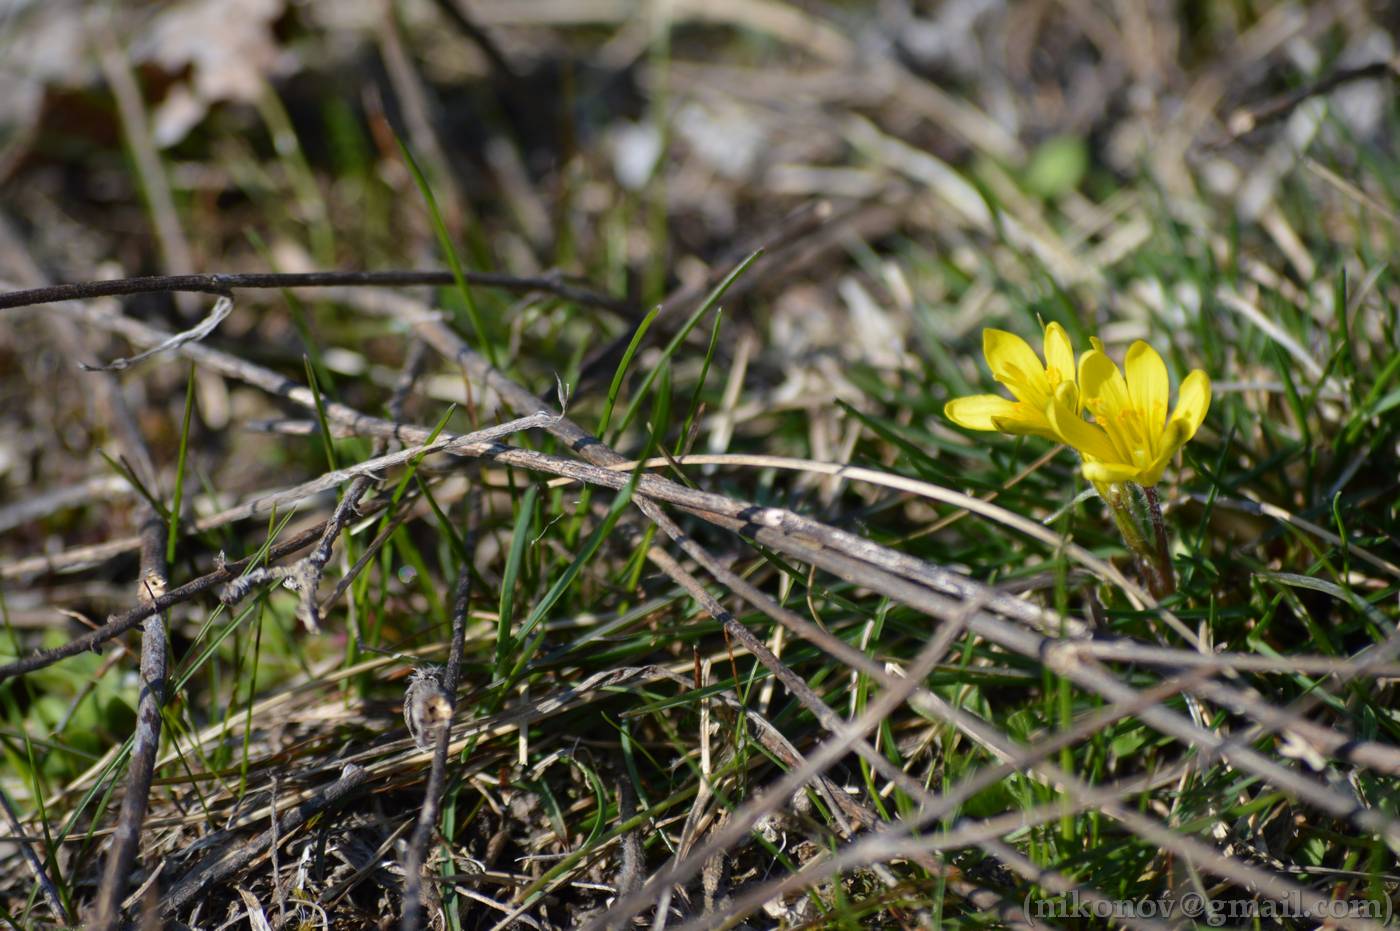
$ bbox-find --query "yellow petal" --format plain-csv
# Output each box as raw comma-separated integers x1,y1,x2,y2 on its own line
1138,372,1210,486
1082,460,1143,484
1079,349,1130,415
1138,419,1191,487
1046,382,1119,463
992,410,1058,440
1168,369,1211,439
1054,381,1081,413
1042,322,1076,388
983,329,1049,405
1124,341,1169,426
944,394,1019,431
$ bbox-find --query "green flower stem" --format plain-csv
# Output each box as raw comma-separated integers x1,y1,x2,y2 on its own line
1142,484,1175,592
1101,482,1175,599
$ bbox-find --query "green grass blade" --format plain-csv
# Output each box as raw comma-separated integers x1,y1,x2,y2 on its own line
678,306,723,453
166,361,197,565
496,483,540,674
612,250,761,440
396,137,499,369
596,304,661,436
302,355,339,472
97,449,169,522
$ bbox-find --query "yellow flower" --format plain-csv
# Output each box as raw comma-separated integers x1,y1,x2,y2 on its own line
943,323,1080,441
1046,340,1211,488
946,327,1209,596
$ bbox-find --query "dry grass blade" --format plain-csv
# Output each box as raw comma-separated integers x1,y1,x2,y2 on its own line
590,601,980,930
157,764,370,917
79,294,233,371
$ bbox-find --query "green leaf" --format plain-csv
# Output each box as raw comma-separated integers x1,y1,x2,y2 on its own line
1024,135,1088,198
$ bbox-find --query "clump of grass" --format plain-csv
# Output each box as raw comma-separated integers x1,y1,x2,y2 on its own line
2,3,1399,929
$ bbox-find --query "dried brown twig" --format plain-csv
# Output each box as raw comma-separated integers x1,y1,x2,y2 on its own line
290,338,429,631
91,514,167,931
401,492,478,931
3,239,171,930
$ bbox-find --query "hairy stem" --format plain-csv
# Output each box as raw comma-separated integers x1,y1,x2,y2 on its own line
1101,483,1175,600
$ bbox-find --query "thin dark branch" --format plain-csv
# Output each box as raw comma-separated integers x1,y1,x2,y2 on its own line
84,312,171,931
442,494,477,694
0,788,69,923
402,491,478,931
92,517,168,931
0,269,632,314
0,520,332,681
1227,58,1398,137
